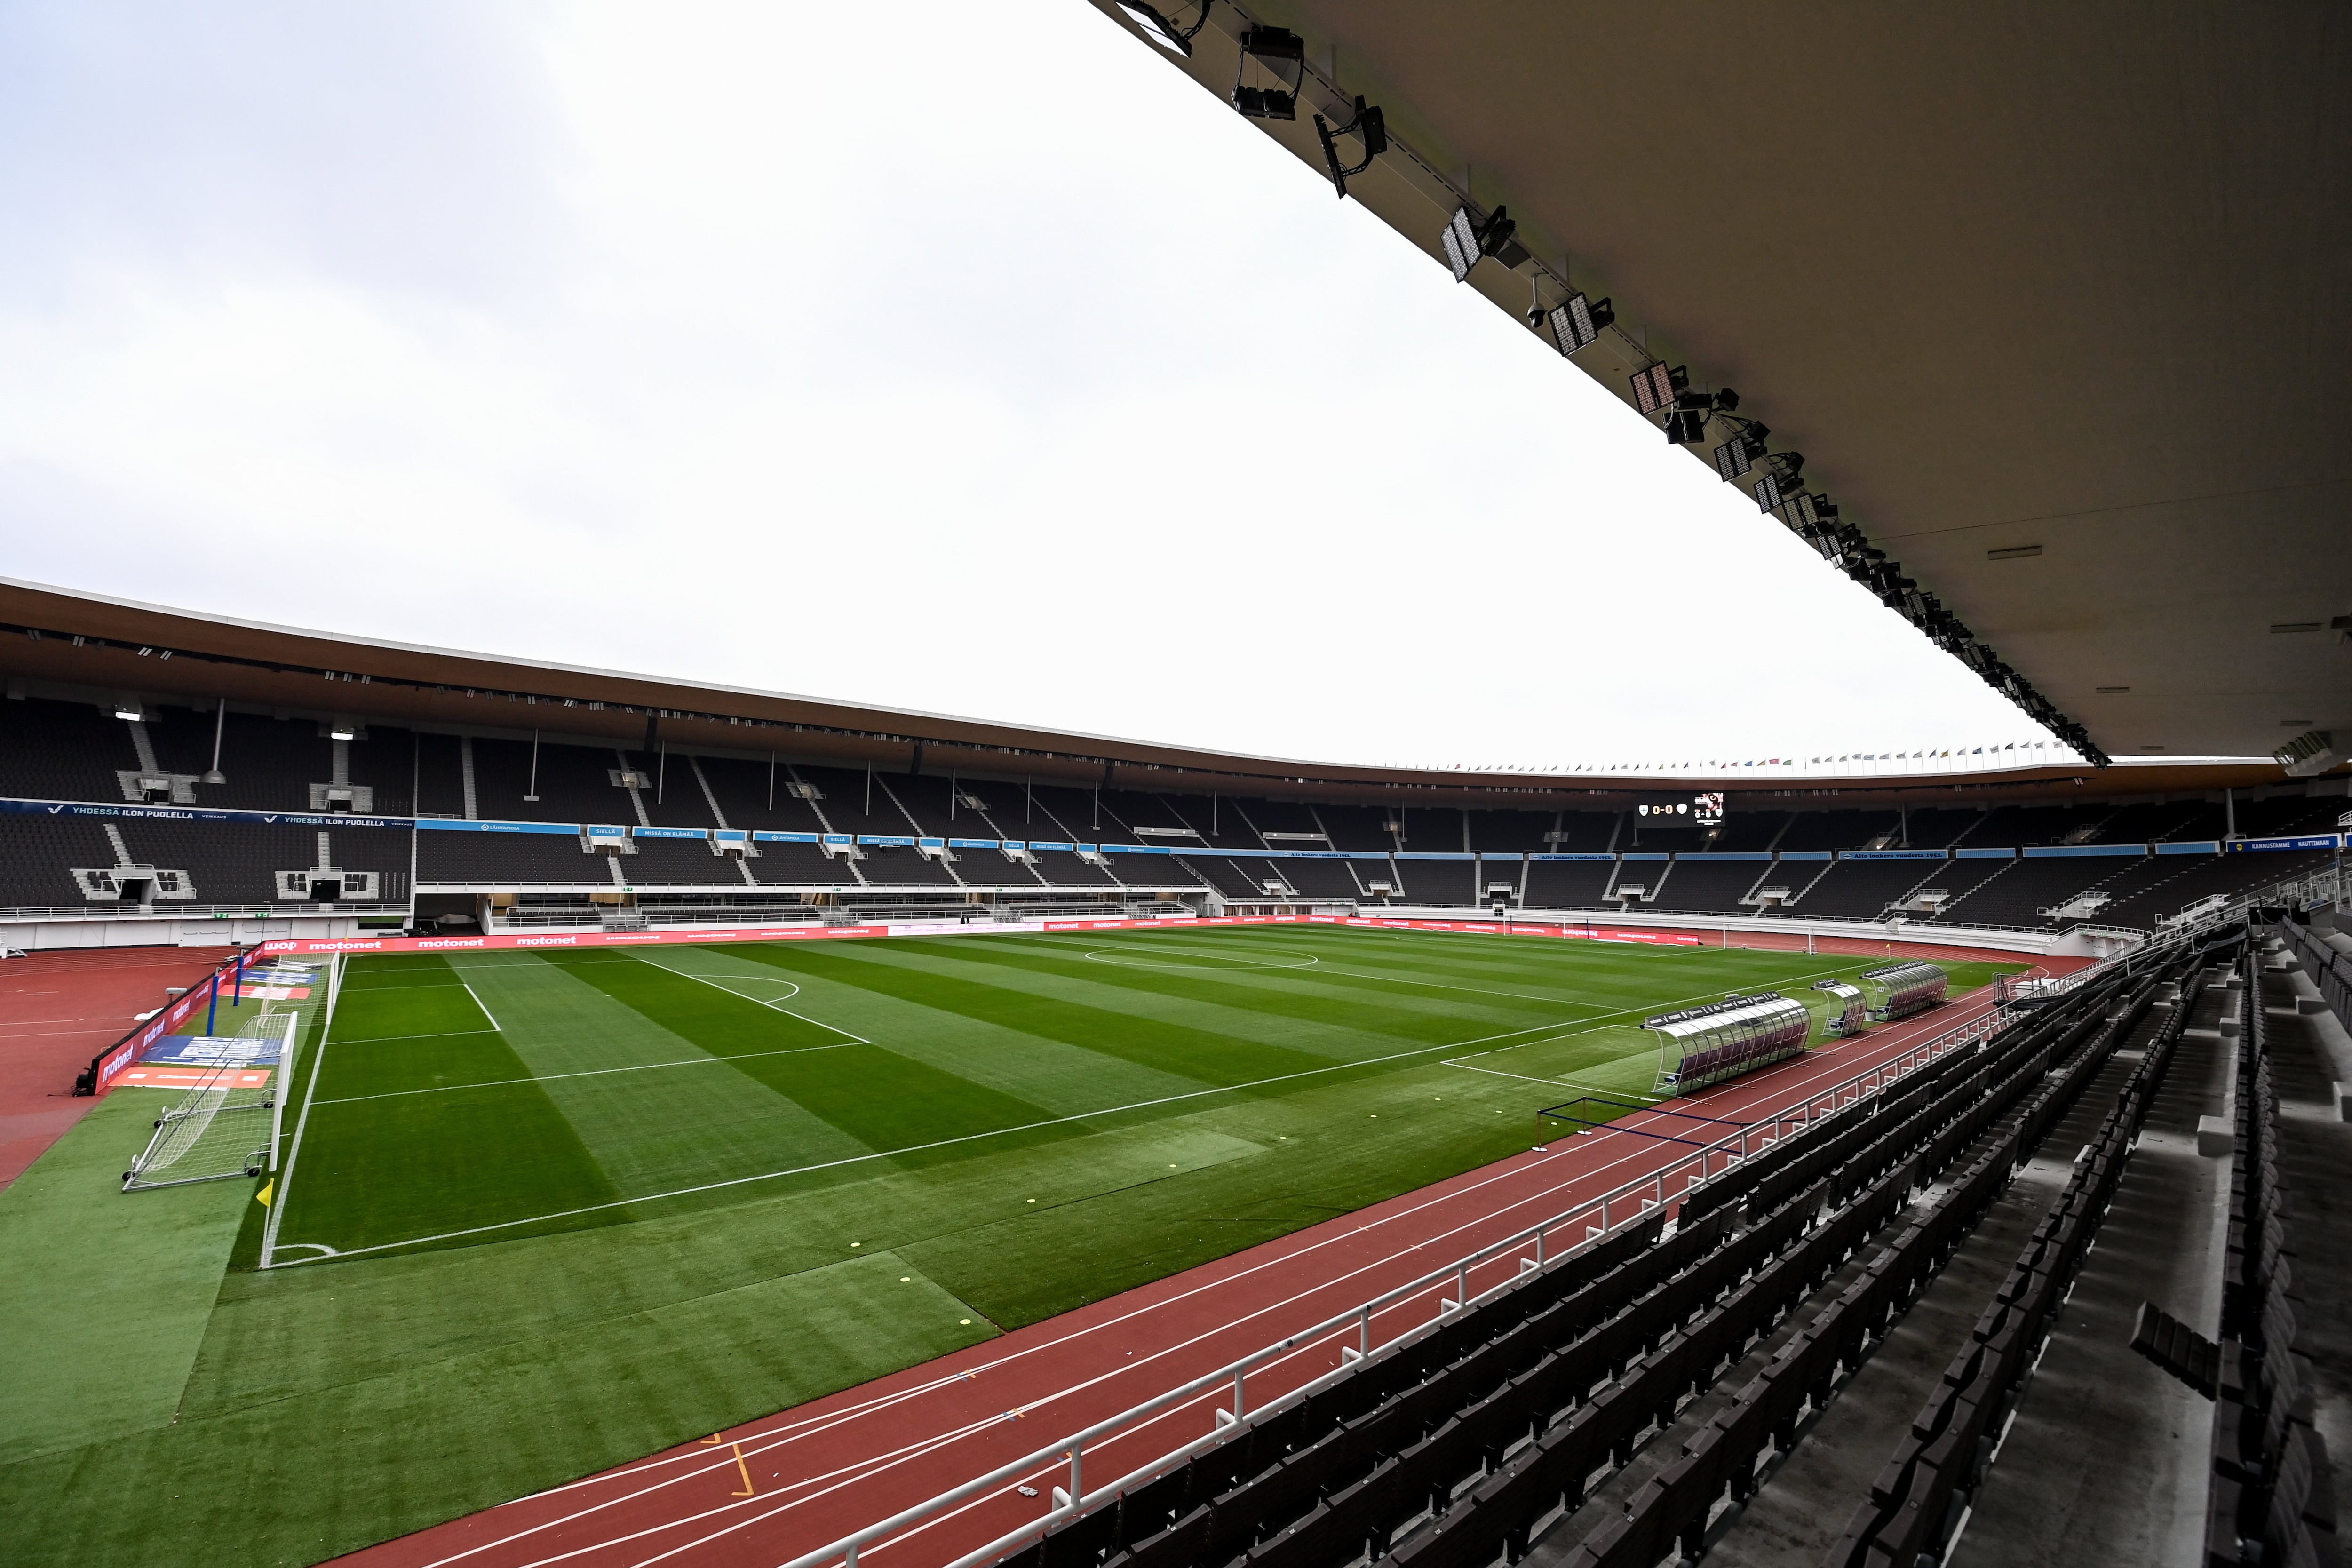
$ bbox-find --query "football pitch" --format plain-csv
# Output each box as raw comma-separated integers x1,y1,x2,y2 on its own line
2,923,2021,1567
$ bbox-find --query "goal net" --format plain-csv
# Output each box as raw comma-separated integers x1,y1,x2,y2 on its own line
121,1010,298,1191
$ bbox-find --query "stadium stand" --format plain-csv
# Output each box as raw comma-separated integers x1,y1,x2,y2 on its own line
1925,855,2129,928
1395,858,1475,906
1316,803,1399,853
0,695,148,803
1467,809,1555,853
1263,857,1363,901
692,754,834,835
418,829,607,887
1776,809,1900,852
618,836,747,887
1029,959,2163,1568
1549,812,1619,852
0,814,133,907
2092,849,2339,932
1782,856,1949,920
748,839,868,889
1711,811,1788,852
1520,859,1618,910
1401,808,1467,854
1621,820,1709,855
1645,857,1772,915
1890,805,1985,848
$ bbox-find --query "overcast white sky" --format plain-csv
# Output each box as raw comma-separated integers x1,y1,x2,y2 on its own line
0,2,2068,772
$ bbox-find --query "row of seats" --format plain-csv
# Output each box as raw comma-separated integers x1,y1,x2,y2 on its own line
1001,968,2136,1568
1824,955,2194,1564
2193,942,2339,1567
11,695,2345,850
0,815,410,907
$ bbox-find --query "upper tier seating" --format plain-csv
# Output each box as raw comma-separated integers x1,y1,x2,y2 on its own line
0,697,137,802
1107,854,1207,890
0,815,135,907
1264,857,1364,899
1467,809,1556,853
692,755,834,835
2091,848,2337,930
1316,803,1398,852
1550,811,1619,851
1896,806,1987,848
1777,809,1900,851
1400,807,1466,854
748,840,867,888
1712,811,1789,852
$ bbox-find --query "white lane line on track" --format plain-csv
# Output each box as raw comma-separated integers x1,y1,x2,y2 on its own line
427,995,1998,1568
262,1014,1591,1266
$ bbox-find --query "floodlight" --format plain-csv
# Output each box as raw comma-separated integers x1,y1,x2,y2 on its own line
1232,26,1304,120
1755,470,1789,513
1439,204,1518,282
1116,2,1204,56
1544,293,1611,354
1663,408,1708,443
1712,430,1767,480
1313,96,1387,197
1629,362,1687,414
113,700,143,722
329,724,356,741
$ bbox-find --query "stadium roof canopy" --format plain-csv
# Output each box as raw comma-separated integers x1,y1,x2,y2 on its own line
0,575,2317,810
1085,1,2352,771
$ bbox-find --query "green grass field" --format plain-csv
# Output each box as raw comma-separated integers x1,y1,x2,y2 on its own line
0,924,2020,1567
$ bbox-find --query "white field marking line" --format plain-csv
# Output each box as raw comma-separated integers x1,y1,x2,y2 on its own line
260,1013,1586,1266
259,952,342,1269
1079,950,1320,971
461,982,501,1033
626,954,870,1044
418,1009,1974,1568
332,1028,502,1047
1444,1062,1664,1098
409,984,2006,1566
314,1040,862,1106
1026,932,1605,1006
548,982,1995,1514
488,1088,1764,1568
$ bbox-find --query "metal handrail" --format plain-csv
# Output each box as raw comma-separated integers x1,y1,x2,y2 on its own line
778,998,2015,1568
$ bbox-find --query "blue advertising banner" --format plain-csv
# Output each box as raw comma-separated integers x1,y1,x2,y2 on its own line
1027,841,1076,852
2228,834,2343,853
856,835,916,848
1394,852,1476,861
1775,851,1833,861
753,831,821,844
633,826,707,840
1843,849,1948,860
1532,853,1618,862
1675,852,1775,862
947,838,1003,850
139,1034,285,1067
2022,843,2147,858
1,796,413,832
420,817,580,836
1954,847,2017,860
2155,841,2221,855
1618,852,1670,862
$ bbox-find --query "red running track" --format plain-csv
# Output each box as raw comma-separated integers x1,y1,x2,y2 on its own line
342,959,2087,1568
0,945,234,1190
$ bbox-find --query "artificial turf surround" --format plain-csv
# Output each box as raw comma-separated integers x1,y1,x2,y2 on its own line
0,924,2021,1567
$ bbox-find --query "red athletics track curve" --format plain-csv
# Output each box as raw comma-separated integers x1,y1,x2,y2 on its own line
342,953,2089,1568
0,945,233,1190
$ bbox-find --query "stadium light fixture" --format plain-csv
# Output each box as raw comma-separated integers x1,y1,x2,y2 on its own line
1116,1,1208,56
1542,292,1612,354
1440,204,1518,282
1662,408,1708,443
201,696,227,785
1629,362,1688,415
112,699,143,722
329,724,356,741
1712,427,1769,480
1232,26,1305,120
1313,96,1387,198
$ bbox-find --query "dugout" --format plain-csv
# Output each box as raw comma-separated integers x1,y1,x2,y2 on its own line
1812,979,1867,1035
1644,992,1811,1094
1860,961,1949,1021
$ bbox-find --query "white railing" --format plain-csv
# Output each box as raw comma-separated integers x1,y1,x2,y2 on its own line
780,998,2015,1568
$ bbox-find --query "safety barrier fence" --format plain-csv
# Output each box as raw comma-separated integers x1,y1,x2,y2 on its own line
778,979,2122,1568
72,945,270,1096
